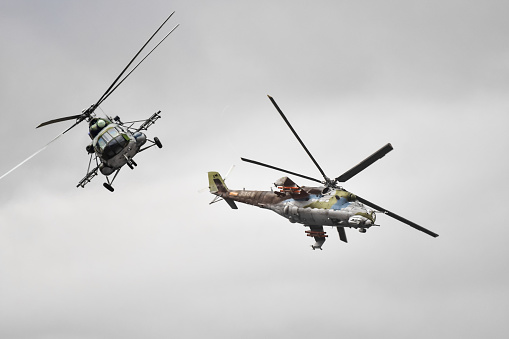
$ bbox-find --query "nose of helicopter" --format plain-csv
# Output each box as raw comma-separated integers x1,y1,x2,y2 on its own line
348,207,376,227
359,203,376,224
364,218,376,227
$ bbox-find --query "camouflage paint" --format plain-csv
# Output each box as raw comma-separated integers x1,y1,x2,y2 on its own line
208,172,376,249
304,190,357,210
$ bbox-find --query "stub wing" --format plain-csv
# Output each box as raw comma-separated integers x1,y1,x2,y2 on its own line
77,165,100,188
305,225,328,250
118,110,162,133
305,226,348,250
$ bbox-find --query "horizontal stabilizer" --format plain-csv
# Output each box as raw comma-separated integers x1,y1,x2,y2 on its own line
224,198,238,209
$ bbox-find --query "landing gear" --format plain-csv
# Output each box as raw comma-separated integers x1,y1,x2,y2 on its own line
103,168,120,192
124,155,137,169
359,228,367,233
154,137,162,148
138,137,163,153
103,183,114,192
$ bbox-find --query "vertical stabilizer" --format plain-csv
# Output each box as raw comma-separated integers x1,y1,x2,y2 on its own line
208,171,228,193
208,171,237,209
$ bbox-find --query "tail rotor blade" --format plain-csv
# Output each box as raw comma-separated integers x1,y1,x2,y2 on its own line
241,157,323,184
356,196,439,238
224,164,235,181
335,143,393,183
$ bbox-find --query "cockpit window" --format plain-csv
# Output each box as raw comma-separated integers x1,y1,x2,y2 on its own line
101,131,113,143
95,127,129,160
108,128,120,138
97,137,107,150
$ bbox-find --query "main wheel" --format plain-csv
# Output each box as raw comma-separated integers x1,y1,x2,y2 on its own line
131,158,137,167
126,161,134,170
154,137,163,148
103,183,114,192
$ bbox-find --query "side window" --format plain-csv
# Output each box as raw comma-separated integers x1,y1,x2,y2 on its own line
97,137,106,150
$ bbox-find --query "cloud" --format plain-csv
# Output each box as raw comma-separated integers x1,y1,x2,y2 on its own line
1,0,509,338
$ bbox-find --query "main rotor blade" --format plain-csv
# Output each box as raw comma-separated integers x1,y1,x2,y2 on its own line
0,131,65,181
92,11,176,112
36,114,82,129
356,196,439,238
335,143,393,182
241,157,323,184
36,13,177,132
267,95,329,182
97,23,179,107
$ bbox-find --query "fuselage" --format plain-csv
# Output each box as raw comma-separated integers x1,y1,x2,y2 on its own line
216,186,376,229
88,121,147,175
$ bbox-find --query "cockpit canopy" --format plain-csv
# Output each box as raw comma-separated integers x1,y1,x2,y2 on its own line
94,127,129,160
88,118,112,139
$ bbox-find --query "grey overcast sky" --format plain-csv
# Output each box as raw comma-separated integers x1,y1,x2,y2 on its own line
1,1,509,338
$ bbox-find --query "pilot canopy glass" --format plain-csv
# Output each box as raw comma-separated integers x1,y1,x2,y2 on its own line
94,127,129,160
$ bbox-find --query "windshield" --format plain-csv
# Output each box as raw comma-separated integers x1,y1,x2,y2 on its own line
94,127,129,159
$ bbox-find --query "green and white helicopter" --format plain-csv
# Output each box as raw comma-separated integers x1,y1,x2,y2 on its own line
209,95,438,250
1,12,179,192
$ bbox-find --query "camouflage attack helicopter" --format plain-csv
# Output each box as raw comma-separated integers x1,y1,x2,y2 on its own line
0,13,179,192
208,95,438,250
